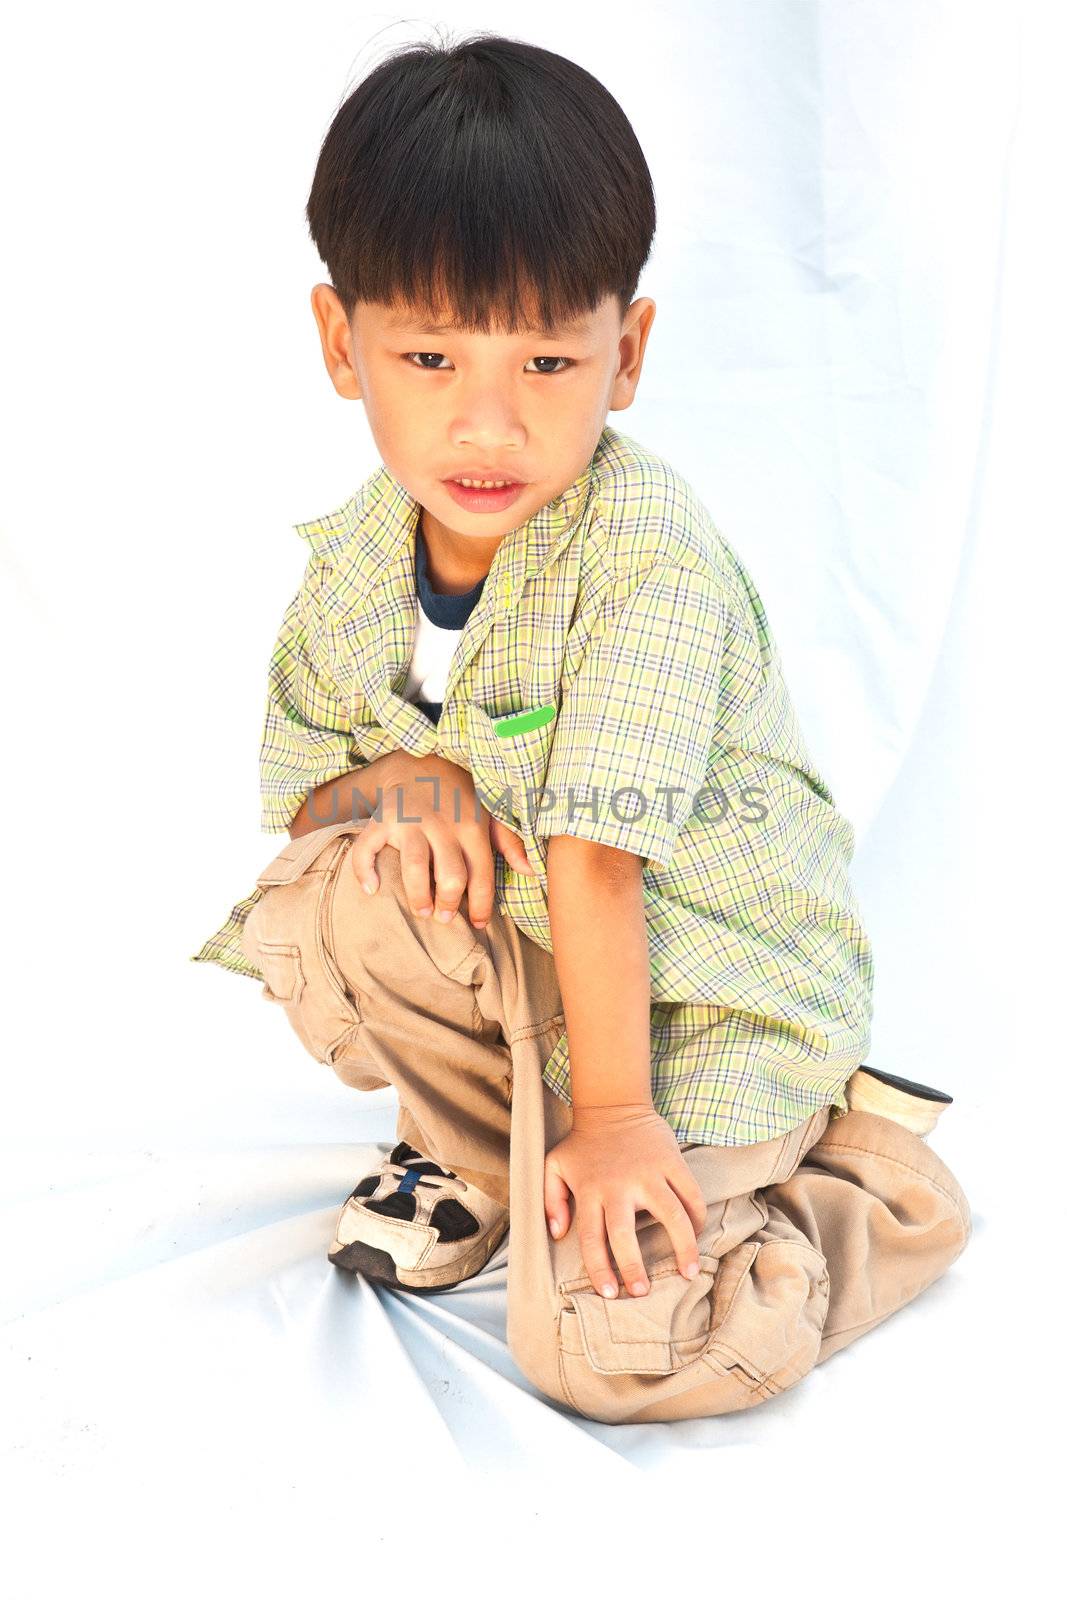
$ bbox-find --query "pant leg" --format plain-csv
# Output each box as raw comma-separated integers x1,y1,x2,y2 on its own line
239,820,529,1208
504,1034,837,1422
240,823,973,1422
764,1105,974,1366
505,1018,973,1423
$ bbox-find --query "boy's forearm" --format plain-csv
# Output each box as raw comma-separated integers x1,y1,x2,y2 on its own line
288,750,408,839
545,834,653,1114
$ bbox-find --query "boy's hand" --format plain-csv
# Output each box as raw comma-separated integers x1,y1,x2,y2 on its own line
350,751,535,928
543,1105,708,1298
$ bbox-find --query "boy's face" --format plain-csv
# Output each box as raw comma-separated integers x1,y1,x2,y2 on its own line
310,285,656,554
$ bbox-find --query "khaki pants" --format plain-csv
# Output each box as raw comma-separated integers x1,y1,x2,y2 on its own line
240,818,973,1425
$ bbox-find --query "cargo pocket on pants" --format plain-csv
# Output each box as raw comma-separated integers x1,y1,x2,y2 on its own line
704,1231,830,1397
558,1256,719,1377
256,941,305,1006
240,826,365,1068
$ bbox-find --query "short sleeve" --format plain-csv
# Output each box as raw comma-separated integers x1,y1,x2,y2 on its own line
259,572,363,834
534,563,726,867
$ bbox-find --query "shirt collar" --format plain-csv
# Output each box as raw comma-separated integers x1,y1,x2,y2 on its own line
304,432,605,760
352,431,603,605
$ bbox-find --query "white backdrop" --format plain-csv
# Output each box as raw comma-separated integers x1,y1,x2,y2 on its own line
1,0,1061,1589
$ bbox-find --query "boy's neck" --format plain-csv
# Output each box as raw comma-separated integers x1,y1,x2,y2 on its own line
417,505,504,594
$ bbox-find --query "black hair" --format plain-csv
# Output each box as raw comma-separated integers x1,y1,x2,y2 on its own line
305,30,656,334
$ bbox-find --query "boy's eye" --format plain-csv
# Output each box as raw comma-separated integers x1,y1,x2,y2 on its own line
403,352,574,375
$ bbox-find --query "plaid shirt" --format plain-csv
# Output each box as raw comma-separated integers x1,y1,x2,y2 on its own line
191,424,873,1146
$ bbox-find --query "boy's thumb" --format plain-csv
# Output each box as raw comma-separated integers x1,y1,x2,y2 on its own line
544,1165,569,1238
493,820,537,874
503,837,536,874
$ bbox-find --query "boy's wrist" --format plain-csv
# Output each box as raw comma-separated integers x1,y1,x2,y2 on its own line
290,748,410,837
570,1100,657,1127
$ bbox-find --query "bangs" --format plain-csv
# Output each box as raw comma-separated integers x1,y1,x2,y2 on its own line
358,247,609,340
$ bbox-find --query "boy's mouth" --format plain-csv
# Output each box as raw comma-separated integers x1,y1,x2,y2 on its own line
441,478,527,513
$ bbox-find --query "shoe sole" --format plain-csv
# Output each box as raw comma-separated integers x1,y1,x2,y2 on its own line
857,1064,953,1102
328,1211,510,1293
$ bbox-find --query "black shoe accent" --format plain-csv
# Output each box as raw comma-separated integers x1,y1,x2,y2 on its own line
347,1142,481,1242
858,1065,953,1103
426,1196,480,1242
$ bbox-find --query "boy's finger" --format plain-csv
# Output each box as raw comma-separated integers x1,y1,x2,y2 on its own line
543,1162,570,1238
426,834,468,923
578,1209,619,1298
668,1168,709,1236
489,819,537,875
654,1185,703,1281
463,840,497,928
396,832,436,919
604,1206,649,1297
350,828,384,893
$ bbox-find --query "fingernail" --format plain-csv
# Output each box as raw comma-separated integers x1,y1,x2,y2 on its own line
362,880,376,894
601,1283,617,1298
434,908,454,923
685,1262,700,1279
549,1219,560,1237
630,1281,648,1296
416,906,433,917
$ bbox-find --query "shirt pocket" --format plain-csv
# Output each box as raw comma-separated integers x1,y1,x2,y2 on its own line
465,700,557,832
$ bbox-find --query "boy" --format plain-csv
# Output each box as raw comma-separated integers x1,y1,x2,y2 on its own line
191,34,971,1423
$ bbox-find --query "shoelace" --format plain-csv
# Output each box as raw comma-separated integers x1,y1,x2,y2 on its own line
381,1154,469,1195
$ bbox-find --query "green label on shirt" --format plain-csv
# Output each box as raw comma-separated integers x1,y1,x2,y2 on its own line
493,704,557,738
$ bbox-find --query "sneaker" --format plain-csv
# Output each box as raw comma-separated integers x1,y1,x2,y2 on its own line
844,1064,953,1140
327,1140,509,1293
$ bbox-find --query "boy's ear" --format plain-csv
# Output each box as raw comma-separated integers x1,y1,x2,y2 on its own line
610,296,656,412
310,282,362,401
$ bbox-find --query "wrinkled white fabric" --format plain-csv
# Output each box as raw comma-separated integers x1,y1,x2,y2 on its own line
1,0,1053,1586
